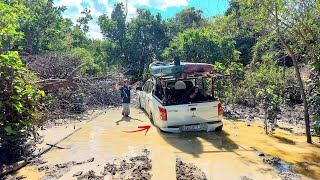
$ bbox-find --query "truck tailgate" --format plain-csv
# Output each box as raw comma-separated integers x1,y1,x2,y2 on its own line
165,101,220,126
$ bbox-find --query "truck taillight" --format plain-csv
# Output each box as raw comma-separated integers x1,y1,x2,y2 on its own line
159,107,167,121
218,103,222,115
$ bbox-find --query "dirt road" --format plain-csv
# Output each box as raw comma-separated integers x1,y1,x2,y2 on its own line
16,108,320,180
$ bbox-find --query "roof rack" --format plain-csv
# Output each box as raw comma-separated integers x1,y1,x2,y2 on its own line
156,72,227,81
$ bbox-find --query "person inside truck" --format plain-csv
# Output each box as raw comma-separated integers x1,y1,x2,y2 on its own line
155,79,171,100
172,81,202,104
155,79,173,101
187,86,211,102
189,88,209,99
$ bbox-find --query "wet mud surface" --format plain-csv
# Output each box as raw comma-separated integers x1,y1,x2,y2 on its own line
98,149,152,180
34,149,152,180
37,158,95,179
250,147,303,180
12,108,320,180
263,156,302,180
75,170,104,180
176,157,207,180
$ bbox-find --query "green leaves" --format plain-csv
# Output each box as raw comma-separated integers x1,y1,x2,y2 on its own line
38,90,45,97
12,102,23,113
163,28,239,64
4,125,16,135
312,61,320,72
76,8,93,33
1,51,44,149
257,90,264,96
314,121,320,135
2,121,31,135
0,2,25,53
171,7,206,35
266,88,273,94
98,5,169,78
98,3,126,42
13,0,70,54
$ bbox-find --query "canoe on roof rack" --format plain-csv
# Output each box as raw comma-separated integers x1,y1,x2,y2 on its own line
149,61,214,77
182,62,214,73
149,61,184,77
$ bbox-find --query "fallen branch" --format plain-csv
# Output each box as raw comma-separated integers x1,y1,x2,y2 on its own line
38,80,78,90
25,54,123,120
73,74,115,81
33,63,88,90
45,143,70,149
34,79,68,84
66,62,87,80
0,159,29,177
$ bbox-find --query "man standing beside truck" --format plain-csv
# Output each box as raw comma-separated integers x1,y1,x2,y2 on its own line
115,79,140,117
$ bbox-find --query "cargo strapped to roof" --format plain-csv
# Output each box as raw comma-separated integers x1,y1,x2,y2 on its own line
157,72,226,82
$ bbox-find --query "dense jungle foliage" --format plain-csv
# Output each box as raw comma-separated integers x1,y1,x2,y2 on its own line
1,0,320,162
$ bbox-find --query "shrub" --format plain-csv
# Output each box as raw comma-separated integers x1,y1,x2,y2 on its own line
70,48,102,76
213,61,244,104
257,87,282,134
0,51,44,163
311,60,320,136
235,57,297,106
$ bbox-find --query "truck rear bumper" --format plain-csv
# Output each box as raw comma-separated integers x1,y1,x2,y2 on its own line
159,121,223,133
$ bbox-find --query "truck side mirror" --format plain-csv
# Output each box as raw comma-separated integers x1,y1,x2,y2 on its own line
136,86,142,91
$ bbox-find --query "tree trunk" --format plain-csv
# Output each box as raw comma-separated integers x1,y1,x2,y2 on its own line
278,34,312,143
278,35,312,143
274,1,312,143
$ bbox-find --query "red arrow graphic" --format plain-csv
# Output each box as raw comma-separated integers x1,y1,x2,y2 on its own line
123,125,151,136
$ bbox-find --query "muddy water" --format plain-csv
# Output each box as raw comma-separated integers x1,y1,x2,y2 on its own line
17,108,320,179
223,120,320,179
15,166,45,179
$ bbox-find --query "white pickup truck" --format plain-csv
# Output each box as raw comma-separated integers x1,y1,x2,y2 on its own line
137,75,223,133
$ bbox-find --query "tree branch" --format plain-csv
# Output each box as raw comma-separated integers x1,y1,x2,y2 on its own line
66,62,87,80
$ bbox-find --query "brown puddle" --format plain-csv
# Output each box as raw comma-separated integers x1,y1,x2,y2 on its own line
16,108,320,179
15,166,45,180
222,120,320,179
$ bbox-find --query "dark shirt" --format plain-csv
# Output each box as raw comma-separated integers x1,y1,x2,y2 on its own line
120,86,131,103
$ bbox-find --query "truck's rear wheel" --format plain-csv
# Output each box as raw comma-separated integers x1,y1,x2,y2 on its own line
138,98,143,109
149,112,155,125
215,125,223,131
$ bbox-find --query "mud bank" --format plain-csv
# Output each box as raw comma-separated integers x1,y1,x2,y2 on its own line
224,103,309,128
